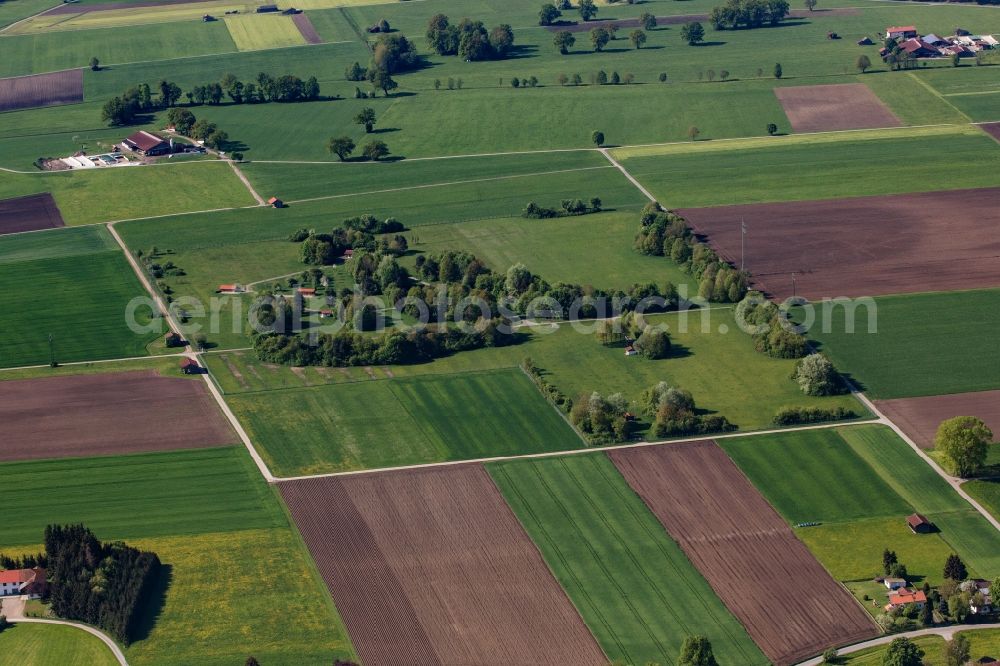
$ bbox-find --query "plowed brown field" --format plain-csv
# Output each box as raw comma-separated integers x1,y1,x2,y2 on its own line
0,370,235,461
979,122,1000,143
609,441,878,665
876,390,1000,449
677,187,1000,300
0,69,83,112
0,193,65,235
291,13,322,44
279,465,607,666
774,83,901,133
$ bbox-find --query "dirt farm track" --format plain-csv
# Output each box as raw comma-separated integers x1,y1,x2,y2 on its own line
876,390,1000,450
610,441,879,665
0,371,236,461
279,465,607,666
678,187,1000,301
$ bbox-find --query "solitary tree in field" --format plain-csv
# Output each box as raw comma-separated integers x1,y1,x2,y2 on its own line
687,126,700,141
767,123,778,135
363,140,390,161
538,3,561,26
680,22,705,45
629,29,647,49
591,130,605,146
591,26,610,51
578,0,597,21
804,0,817,10
328,136,356,161
944,553,968,581
553,30,575,54
640,12,657,30
678,635,718,666
774,62,783,78
355,107,376,133
245,658,260,666
89,57,100,71
883,637,924,666
936,416,992,477
368,67,398,97
856,54,872,73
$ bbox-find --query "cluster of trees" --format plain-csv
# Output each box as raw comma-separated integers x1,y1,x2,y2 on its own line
187,72,320,106
734,292,809,358
539,0,603,25
426,15,515,61
634,203,749,303
773,405,856,425
165,108,230,149
882,37,920,71
433,77,465,90
372,33,420,73
935,416,994,477
45,524,161,645
793,353,845,396
327,135,390,162
510,76,540,88
570,390,639,444
345,61,399,97
100,82,173,126
291,214,406,267
641,381,736,437
709,0,790,30
521,357,571,412
523,197,602,218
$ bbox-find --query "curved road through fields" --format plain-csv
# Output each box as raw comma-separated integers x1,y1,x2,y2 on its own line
796,623,1000,665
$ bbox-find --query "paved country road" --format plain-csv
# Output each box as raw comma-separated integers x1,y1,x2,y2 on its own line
795,623,1000,665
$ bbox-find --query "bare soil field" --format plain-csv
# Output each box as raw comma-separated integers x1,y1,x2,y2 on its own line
876,390,1000,449
0,69,84,112
543,9,856,32
677,187,1000,300
279,465,607,666
0,370,235,461
0,193,65,235
609,441,878,665
291,12,321,44
980,122,1000,143
775,83,901,133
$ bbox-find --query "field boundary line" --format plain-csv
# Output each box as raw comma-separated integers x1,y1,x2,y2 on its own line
249,147,599,165
600,148,656,201
106,220,277,482
795,622,1000,666
906,72,973,123
273,418,883,482
0,1,63,34
851,391,1000,532
7,618,127,665
283,165,616,205
0,352,187,373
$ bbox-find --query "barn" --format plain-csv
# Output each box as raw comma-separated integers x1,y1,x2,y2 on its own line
907,513,934,534
123,131,171,156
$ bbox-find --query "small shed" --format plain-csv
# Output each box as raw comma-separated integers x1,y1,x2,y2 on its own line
165,332,183,348
298,287,316,296
907,513,934,534
319,309,333,318
342,249,354,260
218,284,242,293
857,36,874,45
268,196,285,208
256,4,278,11
180,358,200,374
624,346,637,357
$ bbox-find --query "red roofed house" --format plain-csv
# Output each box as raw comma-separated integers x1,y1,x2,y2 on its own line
123,130,171,156
0,567,47,599
885,588,927,611
907,513,934,534
218,284,243,294
886,25,917,40
342,249,354,260
298,287,316,296
898,38,938,57
180,358,200,374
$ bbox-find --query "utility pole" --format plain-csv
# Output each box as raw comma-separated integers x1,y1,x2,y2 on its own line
48,333,56,367
740,217,746,272
791,273,797,299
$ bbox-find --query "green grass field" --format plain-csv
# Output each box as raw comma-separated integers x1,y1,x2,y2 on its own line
227,368,583,475
841,636,946,665
124,528,354,666
489,454,768,666
799,289,1000,399
796,517,957,585
840,425,1000,578
0,622,119,666
0,447,285,547
0,238,160,368
721,428,911,524
225,15,307,51
0,162,255,224
613,125,1000,208
0,224,117,263
964,479,1000,524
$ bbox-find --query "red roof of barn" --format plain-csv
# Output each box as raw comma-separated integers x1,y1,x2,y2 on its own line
0,569,34,584
907,513,931,528
180,358,197,368
887,25,916,32
298,288,316,295
125,130,168,152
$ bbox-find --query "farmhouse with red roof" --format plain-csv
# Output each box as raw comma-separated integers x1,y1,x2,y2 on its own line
123,130,171,156
0,567,47,599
